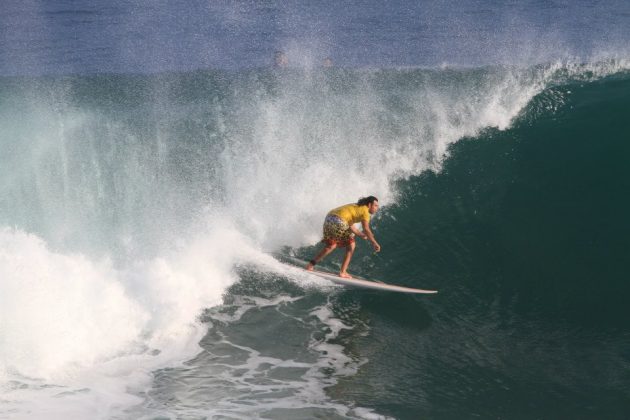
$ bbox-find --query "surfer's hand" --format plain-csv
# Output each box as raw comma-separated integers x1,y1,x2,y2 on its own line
372,242,381,252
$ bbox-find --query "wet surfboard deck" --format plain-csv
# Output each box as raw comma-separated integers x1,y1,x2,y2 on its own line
280,256,437,295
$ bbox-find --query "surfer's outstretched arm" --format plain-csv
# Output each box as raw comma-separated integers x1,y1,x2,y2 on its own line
361,220,381,252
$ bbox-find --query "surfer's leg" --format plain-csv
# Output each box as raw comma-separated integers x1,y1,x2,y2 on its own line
306,242,337,270
339,241,355,278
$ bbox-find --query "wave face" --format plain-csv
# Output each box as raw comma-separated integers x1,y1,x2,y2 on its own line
328,72,630,419
1,62,630,418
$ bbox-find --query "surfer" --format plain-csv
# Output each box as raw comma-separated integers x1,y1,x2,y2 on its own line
306,196,381,278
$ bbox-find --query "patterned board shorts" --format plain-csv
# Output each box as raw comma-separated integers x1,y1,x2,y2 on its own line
322,214,355,247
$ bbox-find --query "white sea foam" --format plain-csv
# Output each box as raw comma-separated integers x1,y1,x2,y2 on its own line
0,224,286,419
0,228,146,382
125,296,391,419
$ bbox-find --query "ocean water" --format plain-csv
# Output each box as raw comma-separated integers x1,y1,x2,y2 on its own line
1,1,630,419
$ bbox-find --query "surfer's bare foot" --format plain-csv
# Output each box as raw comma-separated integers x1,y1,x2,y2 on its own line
339,271,352,279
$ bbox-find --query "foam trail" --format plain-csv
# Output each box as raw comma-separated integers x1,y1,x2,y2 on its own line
128,295,390,419
0,223,274,419
0,228,146,381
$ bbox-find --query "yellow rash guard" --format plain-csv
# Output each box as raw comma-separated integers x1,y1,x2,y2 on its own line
328,203,371,225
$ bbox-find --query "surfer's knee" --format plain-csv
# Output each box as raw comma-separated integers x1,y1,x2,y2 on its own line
324,243,337,251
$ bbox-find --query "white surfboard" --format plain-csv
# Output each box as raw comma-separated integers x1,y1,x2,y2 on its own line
280,256,437,295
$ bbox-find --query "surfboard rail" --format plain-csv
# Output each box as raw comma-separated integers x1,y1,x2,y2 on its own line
277,255,437,295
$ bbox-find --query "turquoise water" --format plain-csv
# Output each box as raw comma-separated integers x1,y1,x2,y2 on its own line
2,1,630,418
326,74,630,418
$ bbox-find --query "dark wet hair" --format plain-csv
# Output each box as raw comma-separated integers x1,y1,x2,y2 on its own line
357,196,378,206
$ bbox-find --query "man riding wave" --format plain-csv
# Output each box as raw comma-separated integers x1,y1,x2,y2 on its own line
306,196,381,278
